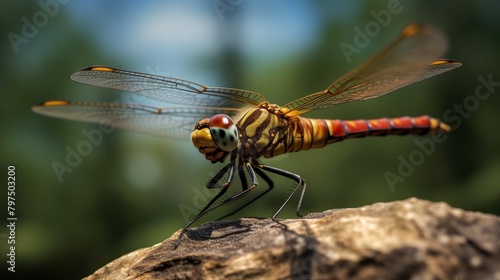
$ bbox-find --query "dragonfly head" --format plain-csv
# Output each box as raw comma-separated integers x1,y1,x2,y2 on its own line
191,114,239,163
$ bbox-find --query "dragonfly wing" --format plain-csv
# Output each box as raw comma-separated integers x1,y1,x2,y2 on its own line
282,24,461,116
32,100,241,140
70,66,266,107
418,59,461,82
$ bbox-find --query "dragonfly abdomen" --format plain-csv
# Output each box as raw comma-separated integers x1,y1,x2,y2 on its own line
289,115,450,152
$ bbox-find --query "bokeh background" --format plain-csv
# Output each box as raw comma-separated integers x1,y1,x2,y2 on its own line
1,1,500,278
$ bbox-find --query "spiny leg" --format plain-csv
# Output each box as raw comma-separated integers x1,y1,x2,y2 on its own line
174,161,260,249
174,160,236,249
203,161,259,213
213,161,248,221
236,159,249,192
207,157,236,188
216,165,274,221
259,164,306,219
173,162,259,243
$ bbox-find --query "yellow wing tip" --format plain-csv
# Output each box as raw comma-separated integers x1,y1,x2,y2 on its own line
32,100,71,113
34,100,71,107
70,66,116,81
85,66,115,72
74,66,115,72
402,23,422,38
432,59,461,65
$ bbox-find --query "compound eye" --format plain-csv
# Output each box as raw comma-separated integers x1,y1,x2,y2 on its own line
194,118,210,130
208,114,239,152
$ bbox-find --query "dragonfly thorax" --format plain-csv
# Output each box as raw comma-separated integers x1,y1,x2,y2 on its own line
236,105,292,159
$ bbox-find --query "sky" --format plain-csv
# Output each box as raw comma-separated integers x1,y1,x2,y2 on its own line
63,1,346,83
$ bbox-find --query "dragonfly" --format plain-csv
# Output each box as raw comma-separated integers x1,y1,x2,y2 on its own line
33,23,461,248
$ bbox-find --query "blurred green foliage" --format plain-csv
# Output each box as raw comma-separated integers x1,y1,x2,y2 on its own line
1,1,500,278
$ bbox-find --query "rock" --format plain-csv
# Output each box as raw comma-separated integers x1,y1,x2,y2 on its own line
84,198,500,280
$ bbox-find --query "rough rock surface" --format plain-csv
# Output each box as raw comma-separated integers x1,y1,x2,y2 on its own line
84,198,500,280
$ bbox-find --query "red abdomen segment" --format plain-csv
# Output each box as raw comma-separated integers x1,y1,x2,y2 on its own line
292,115,450,152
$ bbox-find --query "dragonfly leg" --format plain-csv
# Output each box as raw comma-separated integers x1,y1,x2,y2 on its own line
238,160,249,191
215,165,274,221
258,164,306,219
196,162,260,220
206,159,236,188
205,161,259,206
174,160,236,249
174,161,259,249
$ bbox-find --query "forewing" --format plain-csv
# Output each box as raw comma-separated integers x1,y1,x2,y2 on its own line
282,24,461,116
70,66,266,107
32,100,241,140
